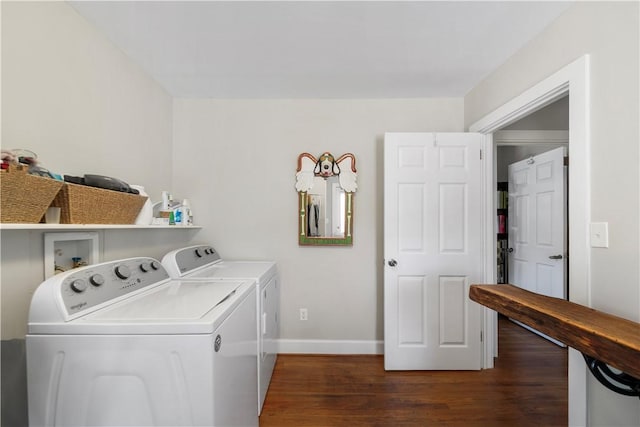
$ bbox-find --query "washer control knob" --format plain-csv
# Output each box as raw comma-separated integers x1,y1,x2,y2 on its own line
150,261,160,270
195,248,204,258
114,265,131,280
89,274,105,287
70,279,87,293
139,262,150,272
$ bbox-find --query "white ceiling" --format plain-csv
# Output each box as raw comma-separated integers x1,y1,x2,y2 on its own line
69,1,572,98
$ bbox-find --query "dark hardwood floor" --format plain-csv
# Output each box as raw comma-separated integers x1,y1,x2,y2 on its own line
260,315,567,426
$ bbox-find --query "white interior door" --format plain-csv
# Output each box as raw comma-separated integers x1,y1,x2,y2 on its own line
508,147,567,344
384,132,483,370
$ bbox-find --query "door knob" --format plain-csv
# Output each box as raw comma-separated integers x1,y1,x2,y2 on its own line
507,248,514,253
388,259,398,267
548,254,563,260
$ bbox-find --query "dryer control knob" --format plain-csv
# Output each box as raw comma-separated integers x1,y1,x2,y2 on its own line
89,274,105,287
114,265,131,280
195,248,204,258
139,262,150,272
70,279,87,293
150,261,160,270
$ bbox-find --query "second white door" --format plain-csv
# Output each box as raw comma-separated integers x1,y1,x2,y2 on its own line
508,146,567,300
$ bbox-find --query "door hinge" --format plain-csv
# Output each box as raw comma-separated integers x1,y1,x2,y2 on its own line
480,330,483,342
480,150,483,160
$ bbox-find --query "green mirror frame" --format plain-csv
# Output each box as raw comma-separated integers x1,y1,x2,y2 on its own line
295,152,357,246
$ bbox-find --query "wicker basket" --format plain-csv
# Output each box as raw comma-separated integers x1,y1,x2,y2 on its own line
1,165,64,223
51,182,147,224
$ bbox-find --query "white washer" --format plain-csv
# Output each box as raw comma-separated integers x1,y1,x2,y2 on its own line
26,257,258,427
161,245,278,413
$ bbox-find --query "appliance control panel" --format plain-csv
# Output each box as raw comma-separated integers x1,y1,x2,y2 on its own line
175,245,221,274
59,257,170,317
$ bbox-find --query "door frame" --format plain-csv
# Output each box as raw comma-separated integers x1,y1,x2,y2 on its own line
469,55,590,427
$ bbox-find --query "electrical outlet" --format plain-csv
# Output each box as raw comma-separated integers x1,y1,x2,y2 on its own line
299,308,308,321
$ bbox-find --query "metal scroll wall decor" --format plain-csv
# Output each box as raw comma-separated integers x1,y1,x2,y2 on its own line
295,152,357,246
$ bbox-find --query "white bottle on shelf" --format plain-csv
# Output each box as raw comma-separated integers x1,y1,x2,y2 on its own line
181,199,193,226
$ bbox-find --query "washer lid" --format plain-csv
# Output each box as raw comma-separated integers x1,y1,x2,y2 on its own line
28,279,255,335
90,280,243,321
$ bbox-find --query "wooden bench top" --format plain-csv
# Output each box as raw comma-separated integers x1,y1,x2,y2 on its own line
469,284,640,379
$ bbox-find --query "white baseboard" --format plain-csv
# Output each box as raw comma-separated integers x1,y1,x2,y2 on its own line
277,339,383,355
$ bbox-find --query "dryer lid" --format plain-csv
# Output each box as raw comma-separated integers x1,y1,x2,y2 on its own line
186,261,277,282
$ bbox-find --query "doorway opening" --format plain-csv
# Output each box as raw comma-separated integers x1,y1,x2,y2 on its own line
494,95,569,346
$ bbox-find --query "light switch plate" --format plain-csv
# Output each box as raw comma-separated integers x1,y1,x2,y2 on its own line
590,222,609,248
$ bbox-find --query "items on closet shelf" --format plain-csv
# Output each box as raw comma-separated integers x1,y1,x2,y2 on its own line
496,182,509,284
153,191,194,226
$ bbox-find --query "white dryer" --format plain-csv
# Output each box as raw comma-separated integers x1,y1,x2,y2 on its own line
161,245,278,413
26,257,258,427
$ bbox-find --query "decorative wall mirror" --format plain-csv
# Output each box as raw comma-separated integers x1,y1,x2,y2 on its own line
295,152,357,245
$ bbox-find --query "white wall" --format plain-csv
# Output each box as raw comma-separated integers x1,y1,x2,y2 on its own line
173,98,463,350
465,2,640,425
503,95,569,131
2,1,173,199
